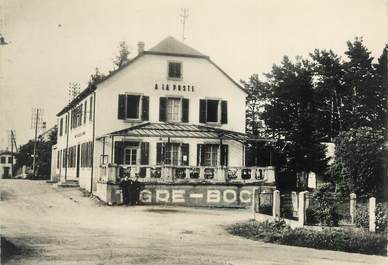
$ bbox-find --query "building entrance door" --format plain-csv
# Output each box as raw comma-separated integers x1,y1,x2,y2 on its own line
76,144,80,178
3,167,10,178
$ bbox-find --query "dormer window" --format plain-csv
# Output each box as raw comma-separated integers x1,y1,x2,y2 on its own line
168,62,182,79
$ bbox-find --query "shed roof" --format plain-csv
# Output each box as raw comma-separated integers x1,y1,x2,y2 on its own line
101,123,273,143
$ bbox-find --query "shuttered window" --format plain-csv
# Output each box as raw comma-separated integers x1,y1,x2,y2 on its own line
59,118,63,136
114,141,148,165
196,144,228,167
89,96,93,122
159,97,189,123
84,101,87,124
199,99,228,124
156,143,189,166
118,94,149,121
80,142,93,168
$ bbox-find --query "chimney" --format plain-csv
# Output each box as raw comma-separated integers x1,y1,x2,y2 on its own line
137,42,145,54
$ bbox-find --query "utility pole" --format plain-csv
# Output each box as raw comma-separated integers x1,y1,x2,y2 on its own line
31,108,44,177
7,130,16,176
180,8,189,42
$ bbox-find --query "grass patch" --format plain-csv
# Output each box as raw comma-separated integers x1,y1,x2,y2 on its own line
226,219,387,256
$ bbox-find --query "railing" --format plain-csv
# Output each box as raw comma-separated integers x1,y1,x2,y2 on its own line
98,164,275,184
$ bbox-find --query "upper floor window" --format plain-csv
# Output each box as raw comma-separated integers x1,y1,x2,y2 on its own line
59,118,63,136
159,97,189,123
70,104,83,129
199,99,228,124
89,95,93,122
0,157,5,164
65,115,68,134
168,62,182,79
8,157,12,163
118,94,149,121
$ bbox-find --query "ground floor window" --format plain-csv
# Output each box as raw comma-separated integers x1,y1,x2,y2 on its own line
124,145,138,165
156,143,189,166
197,144,228,167
204,145,218,167
81,142,93,168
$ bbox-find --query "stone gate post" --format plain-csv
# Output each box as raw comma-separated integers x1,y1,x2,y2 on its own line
369,197,376,232
350,193,356,224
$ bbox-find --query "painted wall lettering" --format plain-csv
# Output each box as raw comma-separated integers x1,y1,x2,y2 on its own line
136,185,274,207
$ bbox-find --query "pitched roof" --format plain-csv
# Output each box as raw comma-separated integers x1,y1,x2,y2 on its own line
57,36,246,116
146,36,208,58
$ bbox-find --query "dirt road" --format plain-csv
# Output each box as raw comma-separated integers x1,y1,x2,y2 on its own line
0,179,386,265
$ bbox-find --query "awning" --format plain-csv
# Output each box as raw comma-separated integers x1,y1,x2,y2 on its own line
98,122,274,143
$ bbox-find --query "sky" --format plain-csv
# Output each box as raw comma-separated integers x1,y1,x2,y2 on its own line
0,0,387,149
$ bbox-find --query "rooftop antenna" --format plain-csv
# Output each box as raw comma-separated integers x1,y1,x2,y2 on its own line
180,8,189,42
68,82,80,102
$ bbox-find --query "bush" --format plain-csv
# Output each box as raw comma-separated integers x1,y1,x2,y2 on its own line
312,184,338,226
354,206,369,229
227,220,387,256
259,204,272,215
376,203,387,233
306,208,319,225
333,127,385,197
354,203,387,233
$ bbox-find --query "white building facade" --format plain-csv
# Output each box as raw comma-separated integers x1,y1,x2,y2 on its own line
0,151,15,178
52,37,275,206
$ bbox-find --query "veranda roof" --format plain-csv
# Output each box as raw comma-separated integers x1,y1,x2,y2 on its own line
100,123,273,143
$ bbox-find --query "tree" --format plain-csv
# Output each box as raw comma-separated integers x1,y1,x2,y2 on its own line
47,126,57,145
333,127,385,197
88,67,105,87
262,56,328,176
113,41,130,69
310,49,345,141
15,139,53,179
342,37,384,129
241,74,270,136
372,45,388,131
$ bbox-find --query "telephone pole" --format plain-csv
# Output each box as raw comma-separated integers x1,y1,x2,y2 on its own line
180,8,189,42
31,108,44,177
7,130,16,176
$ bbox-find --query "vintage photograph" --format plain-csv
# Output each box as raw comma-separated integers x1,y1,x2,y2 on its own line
0,0,387,264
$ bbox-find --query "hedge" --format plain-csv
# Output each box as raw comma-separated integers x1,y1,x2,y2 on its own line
227,220,387,256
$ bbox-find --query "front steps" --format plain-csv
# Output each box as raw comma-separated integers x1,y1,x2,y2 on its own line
54,179,79,188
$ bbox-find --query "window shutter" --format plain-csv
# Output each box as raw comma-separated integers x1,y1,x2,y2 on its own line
221,101,228,124
221,145,229,166
140,142,149,165
159,97,167,122
114,141,124,164
181,98,189,123
197,144,205,166
141,96,149,121
181,144,189,166
199,100,207,123
118,94,126,120
84,101,87,124
156,143,164,164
